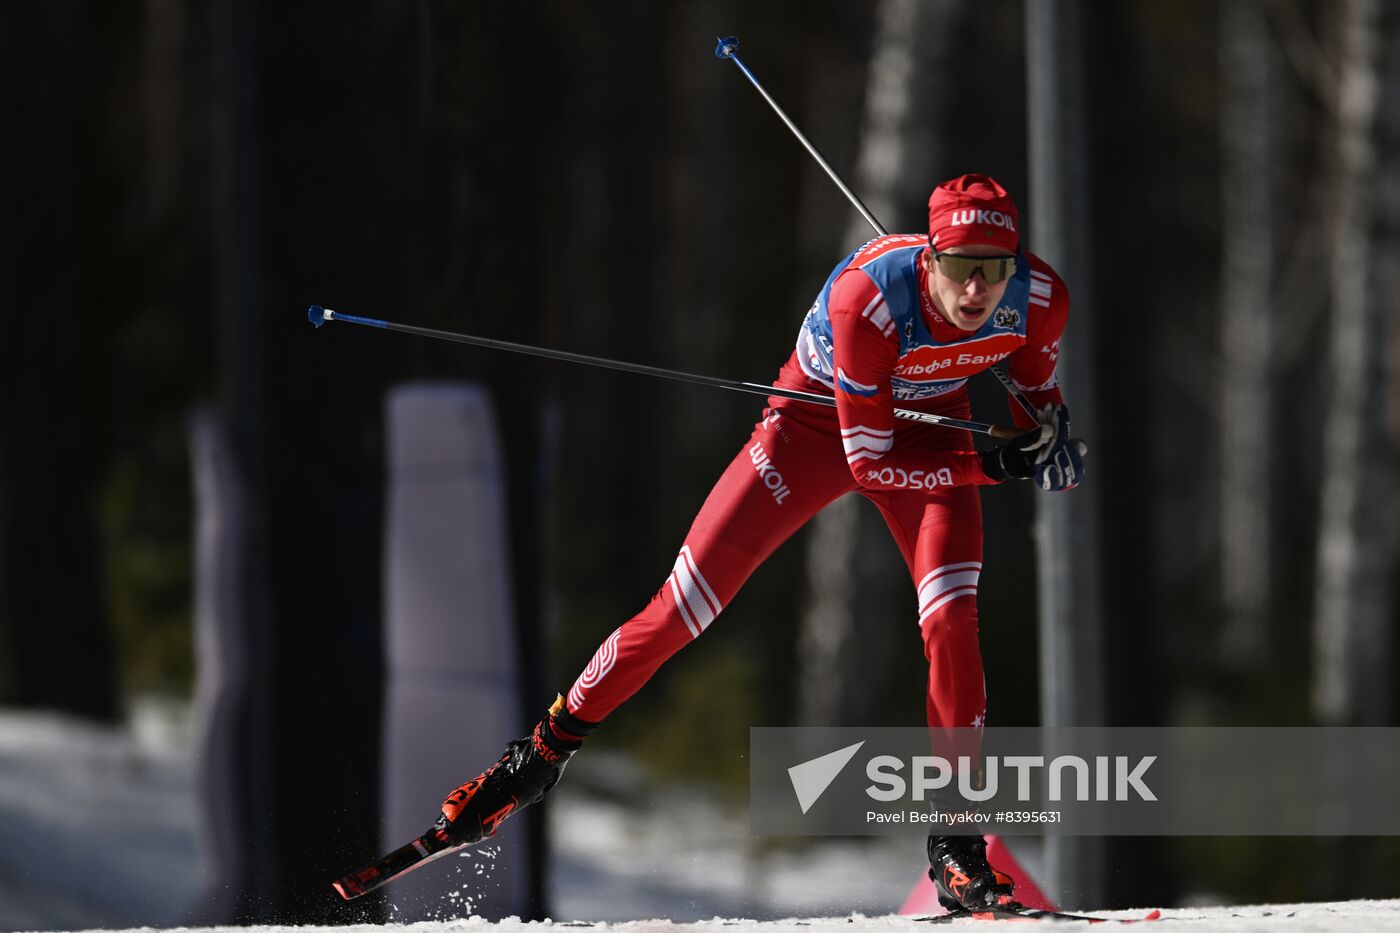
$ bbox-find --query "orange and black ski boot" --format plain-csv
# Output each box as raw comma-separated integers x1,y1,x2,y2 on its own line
928,833,1016,911
436,696,584,846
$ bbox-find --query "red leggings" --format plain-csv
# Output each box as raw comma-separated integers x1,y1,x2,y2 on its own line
564,397,988,732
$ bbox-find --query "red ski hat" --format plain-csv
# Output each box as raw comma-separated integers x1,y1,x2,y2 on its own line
927,174,1019,253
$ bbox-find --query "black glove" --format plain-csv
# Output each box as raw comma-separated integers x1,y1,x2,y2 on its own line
1032,404,1087,491
981,426,1047,482
982,404,1088,492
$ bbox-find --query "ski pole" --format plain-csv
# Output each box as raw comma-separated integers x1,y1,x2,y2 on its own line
307,306,1024,440
713,36,1039,423
713,36,886,238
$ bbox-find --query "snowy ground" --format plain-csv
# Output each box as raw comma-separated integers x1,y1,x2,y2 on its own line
4,705,1400,932
547,753,918,921
0,702,204,932
0,704,920,931
36,900,1400,932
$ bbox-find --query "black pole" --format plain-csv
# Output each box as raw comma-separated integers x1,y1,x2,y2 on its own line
309,307,1020,439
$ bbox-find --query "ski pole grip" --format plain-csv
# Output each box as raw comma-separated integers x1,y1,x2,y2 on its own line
989,424,1026,441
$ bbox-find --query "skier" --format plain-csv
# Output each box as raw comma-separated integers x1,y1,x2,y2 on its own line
437,174,1086,911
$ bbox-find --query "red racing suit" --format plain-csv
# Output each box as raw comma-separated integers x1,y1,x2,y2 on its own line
555,235,1068,739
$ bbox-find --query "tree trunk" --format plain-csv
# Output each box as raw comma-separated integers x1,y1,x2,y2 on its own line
206,0,443,920
797,0,964,727
1217,0,1276,668
1026,0,1106,908
0,0,120,722
1312,0,1395,727
208,0,276,918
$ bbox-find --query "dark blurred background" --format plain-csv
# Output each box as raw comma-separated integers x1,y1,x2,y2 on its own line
1,0,1398,926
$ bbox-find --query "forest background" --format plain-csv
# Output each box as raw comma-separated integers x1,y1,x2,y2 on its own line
1,0,1398,923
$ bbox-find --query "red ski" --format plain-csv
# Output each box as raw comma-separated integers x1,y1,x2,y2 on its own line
331,818,464,900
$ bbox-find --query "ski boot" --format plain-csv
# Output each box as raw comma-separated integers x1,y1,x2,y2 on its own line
927,833,1016,911
436,696,583,846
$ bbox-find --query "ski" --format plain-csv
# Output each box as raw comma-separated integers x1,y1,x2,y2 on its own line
331,818,465,900
922,904,1163,924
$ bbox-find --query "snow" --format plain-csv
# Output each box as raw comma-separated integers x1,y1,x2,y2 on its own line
547,755,918,921
3,704,1400,933
0,702,203,932
37,900,1400,932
